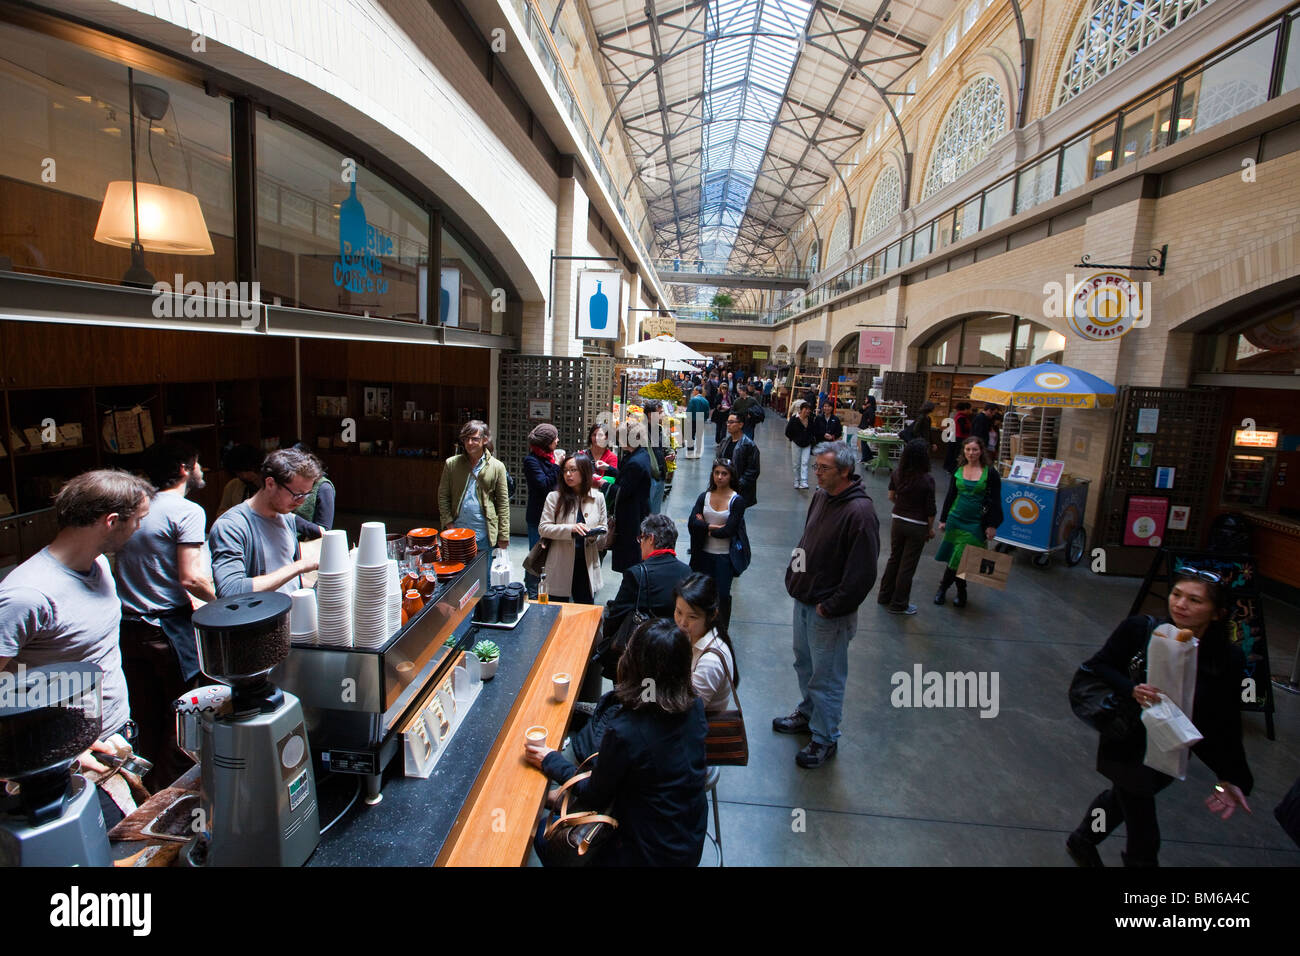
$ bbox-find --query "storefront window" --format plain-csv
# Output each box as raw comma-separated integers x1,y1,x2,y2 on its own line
256,114,428,321
960,313,1013,367
441,224,502,333
1283,14,1300,94
1208,312,1300,373
924,324,962,367
1014,319,1068,366
0,20,233,286
1175,32,1273,141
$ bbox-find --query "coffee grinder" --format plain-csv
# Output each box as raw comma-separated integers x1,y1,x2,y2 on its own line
186,593,320,867
0,662,110,867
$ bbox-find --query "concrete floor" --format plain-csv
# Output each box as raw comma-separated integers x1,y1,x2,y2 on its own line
353,420,1300,866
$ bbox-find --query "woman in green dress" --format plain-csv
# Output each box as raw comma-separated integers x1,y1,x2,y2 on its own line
934,437,1004,607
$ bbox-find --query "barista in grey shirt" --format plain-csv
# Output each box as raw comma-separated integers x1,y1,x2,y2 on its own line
0,469,154,759
208,447,321,597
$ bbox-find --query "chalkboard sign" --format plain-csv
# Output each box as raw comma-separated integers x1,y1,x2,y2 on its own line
1130,548,1276,740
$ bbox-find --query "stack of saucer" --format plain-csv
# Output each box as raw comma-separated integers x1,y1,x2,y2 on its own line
353,522,393,649
290,588,318,644
316,529,353,647
439,527,477,565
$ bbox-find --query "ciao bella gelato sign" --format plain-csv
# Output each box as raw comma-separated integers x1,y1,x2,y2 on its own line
334,180,391,296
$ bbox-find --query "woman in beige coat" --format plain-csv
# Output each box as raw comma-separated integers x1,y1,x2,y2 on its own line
539,453,609,603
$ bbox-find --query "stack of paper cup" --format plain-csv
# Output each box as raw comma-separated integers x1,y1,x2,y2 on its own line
316,529,353,647
353,522,392,649
387,559,402,637
290,588,318,644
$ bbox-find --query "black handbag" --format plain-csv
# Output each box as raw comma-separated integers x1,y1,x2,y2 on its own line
1069,616,1154,741
593,565,650,680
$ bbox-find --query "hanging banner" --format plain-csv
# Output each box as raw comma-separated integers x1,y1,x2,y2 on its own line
642,314,676,339
577,270,622,340
858,330,894,365
804,340,829,361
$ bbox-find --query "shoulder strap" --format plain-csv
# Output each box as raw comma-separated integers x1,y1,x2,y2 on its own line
700,643,742,715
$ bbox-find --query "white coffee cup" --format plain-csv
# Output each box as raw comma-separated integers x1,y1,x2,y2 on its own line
524,725,547,749
552,673,570,702
290,588,318,635
357,521,388,567
319,529,350,574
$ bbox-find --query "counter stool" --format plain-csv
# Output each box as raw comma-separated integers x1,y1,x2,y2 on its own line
703,765,724,867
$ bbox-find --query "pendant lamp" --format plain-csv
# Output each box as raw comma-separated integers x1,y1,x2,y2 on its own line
93,69,213,287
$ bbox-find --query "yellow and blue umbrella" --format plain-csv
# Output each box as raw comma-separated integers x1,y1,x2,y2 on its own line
969,363,1117,409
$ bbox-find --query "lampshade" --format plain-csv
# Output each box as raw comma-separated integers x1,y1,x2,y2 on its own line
94,181,214,255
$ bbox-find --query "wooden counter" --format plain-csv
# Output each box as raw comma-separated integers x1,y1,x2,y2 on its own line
437,602,603,867
1244,511,1300,588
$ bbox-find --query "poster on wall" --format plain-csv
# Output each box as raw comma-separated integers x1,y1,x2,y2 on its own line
440,268,461,327
1123,495,1169,547
577,270,622,340
1136,408,1160,433
1130,441,1154,468
1155,466,1176,489
858,330,894,365
1168,505,1190,530
805,340,829,361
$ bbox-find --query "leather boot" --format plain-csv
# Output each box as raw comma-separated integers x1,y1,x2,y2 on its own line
953,577,968,608
934,567,956,605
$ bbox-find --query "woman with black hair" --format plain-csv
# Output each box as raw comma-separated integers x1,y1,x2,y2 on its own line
539,452,608,604
525,618,708,867
673,572,739,713
1067,569,1254,867
934,436,1004,608
943,401,973,473
687,458,751,630
877,438,937,615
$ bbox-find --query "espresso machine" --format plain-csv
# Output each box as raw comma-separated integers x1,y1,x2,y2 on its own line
0,662,110,867
185,593,320,867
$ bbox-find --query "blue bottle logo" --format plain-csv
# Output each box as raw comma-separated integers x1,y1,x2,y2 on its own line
589,280,608,330
333,180,391,295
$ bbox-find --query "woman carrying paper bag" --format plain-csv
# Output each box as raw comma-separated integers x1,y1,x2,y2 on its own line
1066,569,1254,868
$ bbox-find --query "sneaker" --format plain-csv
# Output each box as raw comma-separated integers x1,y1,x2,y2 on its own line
772,710,810,735
888,604,918,615
795,740,837,769
1066,833,1104,867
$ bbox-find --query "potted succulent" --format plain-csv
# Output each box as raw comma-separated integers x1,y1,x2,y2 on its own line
472,639,501,680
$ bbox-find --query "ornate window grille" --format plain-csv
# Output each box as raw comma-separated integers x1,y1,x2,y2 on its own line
861,165,902,243
921,76,1008,200
826,214,851,264
1055,0,1219,108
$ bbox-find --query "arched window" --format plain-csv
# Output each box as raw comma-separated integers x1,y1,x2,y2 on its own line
921,76,1008,200
1055,0,1219,108
861,165,901,244
806,238,820,273
826,214,851,265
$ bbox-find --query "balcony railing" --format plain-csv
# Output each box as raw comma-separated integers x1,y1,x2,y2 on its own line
653,257,808,281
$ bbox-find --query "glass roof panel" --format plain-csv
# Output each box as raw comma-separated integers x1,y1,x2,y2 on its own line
698,0,812,264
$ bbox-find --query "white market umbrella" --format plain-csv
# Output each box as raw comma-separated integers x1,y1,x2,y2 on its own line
623,334,709,363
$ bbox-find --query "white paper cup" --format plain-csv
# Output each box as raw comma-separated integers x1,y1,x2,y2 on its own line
524,726,547,749
552,673,570,702
319,529,351,574
357,521,388,567
290,588,318,635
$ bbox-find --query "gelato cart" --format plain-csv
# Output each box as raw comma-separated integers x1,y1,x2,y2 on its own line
993,475,1090,567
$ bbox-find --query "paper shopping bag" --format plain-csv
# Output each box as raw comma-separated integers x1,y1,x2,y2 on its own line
956,545,1011,590
1142,625,1199,779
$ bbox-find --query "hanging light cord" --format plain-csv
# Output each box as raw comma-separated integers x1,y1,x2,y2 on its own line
126,67,141,249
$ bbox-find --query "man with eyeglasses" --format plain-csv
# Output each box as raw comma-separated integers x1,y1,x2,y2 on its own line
208,447,322,597
776,442,879,769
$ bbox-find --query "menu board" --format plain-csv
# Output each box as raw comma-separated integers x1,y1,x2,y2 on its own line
1035,459,1065,487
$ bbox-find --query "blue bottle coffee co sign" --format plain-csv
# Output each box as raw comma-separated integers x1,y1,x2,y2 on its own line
334,180,391,295
577,270,621,340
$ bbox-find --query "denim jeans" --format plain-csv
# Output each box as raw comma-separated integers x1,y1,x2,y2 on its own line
790,443,810,485
525,523,541,596
650,477,665,514
791,600,856,745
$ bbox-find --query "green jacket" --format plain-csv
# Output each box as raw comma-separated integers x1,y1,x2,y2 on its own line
438,449,511,545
